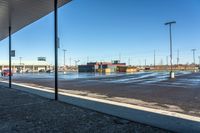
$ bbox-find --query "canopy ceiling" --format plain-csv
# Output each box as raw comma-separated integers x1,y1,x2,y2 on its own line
0,0,71,41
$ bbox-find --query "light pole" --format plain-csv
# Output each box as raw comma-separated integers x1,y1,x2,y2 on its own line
19,57,23,73
19,57,22,65
69,57,71,67
87,56,89,63
74,60,80,67
119,53,121,63
191,49,196,65
128,57,131,66
166,56,168,70
63,49,67,67
165,21,176,78
166,56,168,66
154,50,156,68
199,56,200,66
177,49,179,66
191,49,197,72
199,56,200,69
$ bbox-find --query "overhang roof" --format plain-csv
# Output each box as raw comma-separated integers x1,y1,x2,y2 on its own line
0,0,71,41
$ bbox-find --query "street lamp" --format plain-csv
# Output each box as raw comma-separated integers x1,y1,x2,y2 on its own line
191,49,196,65
154,50,156,68
74,60,80,67
19,57,22,65
63,49,67,67
165,21,176,78
191,49,197,72
177,49,179,66
198,56,200,71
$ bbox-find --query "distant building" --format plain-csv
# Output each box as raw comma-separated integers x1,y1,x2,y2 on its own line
118,66,138,73
0,60,50,72
78,60,126,73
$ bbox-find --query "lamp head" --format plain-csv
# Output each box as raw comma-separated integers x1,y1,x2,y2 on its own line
165,21,176,25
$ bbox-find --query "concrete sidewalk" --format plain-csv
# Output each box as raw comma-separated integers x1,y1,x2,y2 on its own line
0,85,171,133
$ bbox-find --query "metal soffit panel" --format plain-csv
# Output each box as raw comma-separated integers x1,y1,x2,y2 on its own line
0,0,71,41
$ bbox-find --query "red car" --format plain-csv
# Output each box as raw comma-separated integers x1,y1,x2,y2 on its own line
1,70,13,76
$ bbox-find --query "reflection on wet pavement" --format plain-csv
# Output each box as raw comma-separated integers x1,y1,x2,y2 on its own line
1,71,200,88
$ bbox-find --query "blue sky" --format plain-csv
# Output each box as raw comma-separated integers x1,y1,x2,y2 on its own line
0,0,200,66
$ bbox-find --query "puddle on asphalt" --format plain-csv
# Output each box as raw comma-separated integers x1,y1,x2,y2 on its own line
3,71,200,88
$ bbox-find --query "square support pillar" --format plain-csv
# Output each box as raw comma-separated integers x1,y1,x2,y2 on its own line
9,26,12,88
54,0,58,100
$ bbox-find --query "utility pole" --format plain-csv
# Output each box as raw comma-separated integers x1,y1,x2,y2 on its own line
166,56,168,66
119,53,121,63
160,58,163,66
87,56,89,63
139,59,141,67
191,49,196,65
19,57,22,65
199,56,200,65
63,49,67,67
145,59,146,67
74,60,80,67
177,49,179,66
166,56,168,70
165,21,176,78
198,56,200,67
69,57,71,67
154,50,156,67
128,57,131,66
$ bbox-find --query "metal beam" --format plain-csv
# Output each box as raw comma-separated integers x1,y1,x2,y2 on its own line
9,26,11,88
54,0,58,100
0,0,71,41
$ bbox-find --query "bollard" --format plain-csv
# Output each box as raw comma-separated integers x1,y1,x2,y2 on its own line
170,71,175,79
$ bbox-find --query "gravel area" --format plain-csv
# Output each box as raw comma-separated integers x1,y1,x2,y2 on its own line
0,86,172,133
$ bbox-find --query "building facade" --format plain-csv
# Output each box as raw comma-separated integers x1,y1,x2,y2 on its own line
78,61,126,73
0,60,51,72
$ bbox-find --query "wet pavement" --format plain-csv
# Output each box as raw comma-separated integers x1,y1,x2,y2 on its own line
8,71,200,88
1,71,200,117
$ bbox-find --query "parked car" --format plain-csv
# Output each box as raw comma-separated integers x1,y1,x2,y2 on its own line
39,69,45,73
1,70,13,76
46,69,53,73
